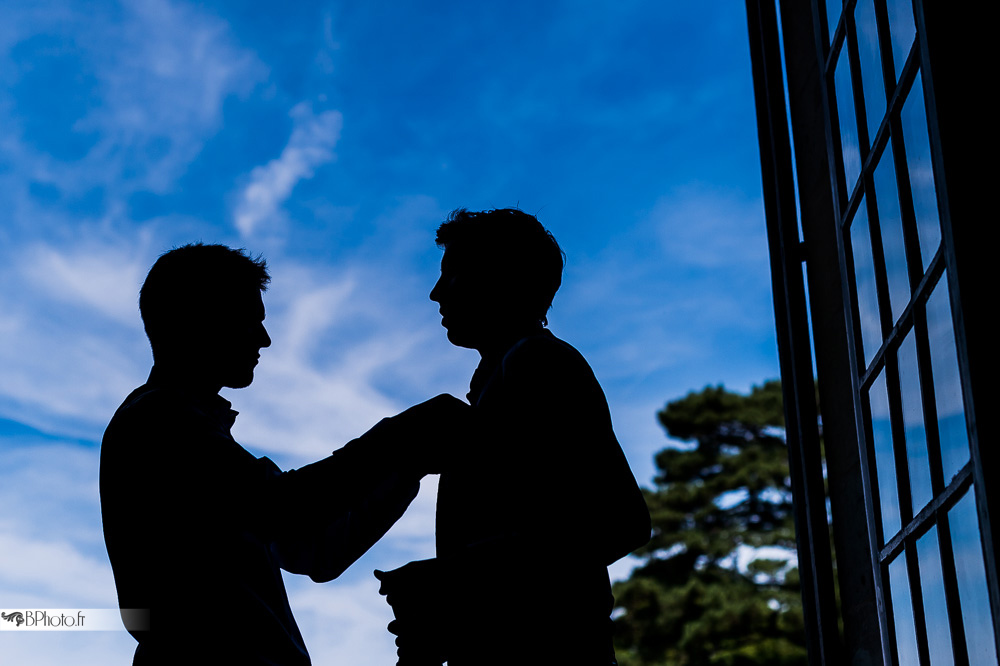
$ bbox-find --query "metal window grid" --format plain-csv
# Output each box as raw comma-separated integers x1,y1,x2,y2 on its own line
747,1,996,664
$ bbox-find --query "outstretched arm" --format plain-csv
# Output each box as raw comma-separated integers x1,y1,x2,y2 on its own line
268,394,471,582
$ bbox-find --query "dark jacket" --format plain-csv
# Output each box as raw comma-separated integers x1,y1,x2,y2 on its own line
435,330,651,665
101,369,420,665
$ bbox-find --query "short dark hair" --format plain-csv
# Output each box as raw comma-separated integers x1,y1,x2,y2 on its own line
139,243,269,358
436,208,565,324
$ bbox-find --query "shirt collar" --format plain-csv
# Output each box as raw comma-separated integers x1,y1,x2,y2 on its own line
468,325,553,404
146,366,239,430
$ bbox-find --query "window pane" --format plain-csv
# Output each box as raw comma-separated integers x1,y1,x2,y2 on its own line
826,0,843,43
889,554,920,666
870,370,900,538
886,0,916,82
874,143,910,322
916,526,955,666
898,331,932,512
855,0,885,143
900,73,941,273
950,492,999,665
851,201,882,366
925,274,968,484
835,47,862,193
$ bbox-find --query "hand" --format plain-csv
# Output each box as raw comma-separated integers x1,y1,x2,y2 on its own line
395,393,470,429
387,394,472,475
375,558,442,600
375,560,448,666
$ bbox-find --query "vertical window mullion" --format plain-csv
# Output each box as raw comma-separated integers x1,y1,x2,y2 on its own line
844,10,871,183
885,345,914,529
888,336,931,665
883,558,902,665
910,261,946,496
862,164,893,361
905,542,932,666
841,211,869,378
886,41,924,293
824,3,896,660
936,512,972,665
860,373,895,666
827,36,852,224
872,0,897,120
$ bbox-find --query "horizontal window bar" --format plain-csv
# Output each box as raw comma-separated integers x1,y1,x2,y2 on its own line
880,460,973,563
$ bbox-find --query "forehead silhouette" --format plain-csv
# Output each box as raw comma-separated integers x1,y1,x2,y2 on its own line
139,243,269,353
435,208,564,308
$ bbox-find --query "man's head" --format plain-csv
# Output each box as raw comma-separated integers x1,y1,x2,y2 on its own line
139,243,271,390
429,208,564,351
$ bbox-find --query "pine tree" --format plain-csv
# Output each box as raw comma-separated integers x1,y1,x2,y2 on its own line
612,380,808,666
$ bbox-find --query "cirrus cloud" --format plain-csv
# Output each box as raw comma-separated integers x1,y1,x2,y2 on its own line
234,103,343,237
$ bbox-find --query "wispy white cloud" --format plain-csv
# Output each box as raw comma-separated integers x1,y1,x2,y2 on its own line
646,184,768,270
285,577,399,665
0,443,116,608
232,252,471,461
0,531,116,607
0,229,153,439
1,0,265,197
19,236,152,327
544,184,776,485
0,192,467,456
234,103,343,237
554,186,772,396
113,0,259,126
0,633,136,666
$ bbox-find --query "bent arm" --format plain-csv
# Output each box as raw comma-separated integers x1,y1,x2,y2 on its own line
489,338,651,566
261,425,425,582
265,395,468,581
271,467,420,582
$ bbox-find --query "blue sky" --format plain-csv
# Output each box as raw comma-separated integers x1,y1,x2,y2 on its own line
0,1,777,663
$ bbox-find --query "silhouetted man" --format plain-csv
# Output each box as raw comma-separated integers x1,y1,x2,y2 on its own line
101,244,464,665
376,210,651,665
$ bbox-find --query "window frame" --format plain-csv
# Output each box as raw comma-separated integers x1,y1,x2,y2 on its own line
747,1,997,664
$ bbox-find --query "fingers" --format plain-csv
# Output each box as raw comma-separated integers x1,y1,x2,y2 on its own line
374,568,408,596
378,573,447,666
374,566,419,599
374,569,389,594
431,392,465,404
421,393,471,412
389,620,445,666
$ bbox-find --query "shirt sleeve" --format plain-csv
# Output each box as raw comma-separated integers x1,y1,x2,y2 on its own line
266,436,422,582
118,390,423,583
